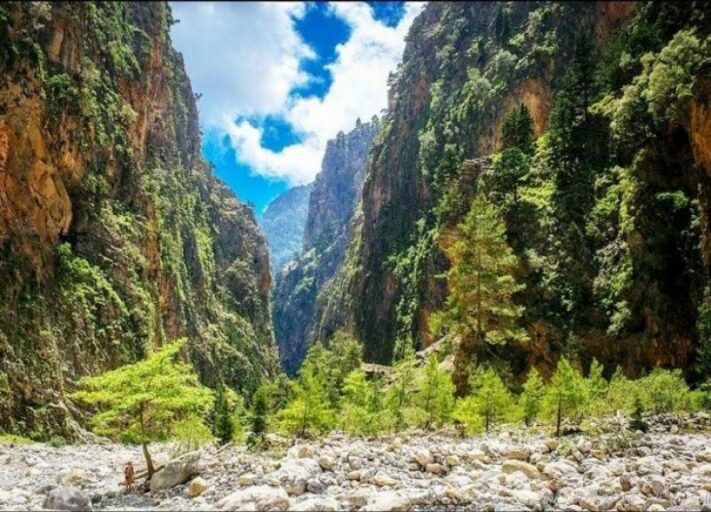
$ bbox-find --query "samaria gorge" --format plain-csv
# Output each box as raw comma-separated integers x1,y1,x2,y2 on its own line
1,2,711,511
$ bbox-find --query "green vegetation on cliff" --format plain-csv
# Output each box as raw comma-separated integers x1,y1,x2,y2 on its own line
0,2,277,440
320,2,711,391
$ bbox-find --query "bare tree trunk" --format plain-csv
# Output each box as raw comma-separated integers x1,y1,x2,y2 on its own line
300,400,307,438
142,442,155,479
139,404,155,479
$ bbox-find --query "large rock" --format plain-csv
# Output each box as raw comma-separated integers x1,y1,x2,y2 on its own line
266,458,321,496
697,449,711,463
635,457,662,476
0,488,30,507
615,493,647,511
345,488,371,508
513,490,541,508
542,460,578,480
318,455,336,471
362,491,412,512
218,485,290,511
187,477,208,498
150,452,200,492
374,472,398,487
58,469,93,487
287,444,315,459
43,486,91,511
502,460,540,479
412,448,434,467
294,496,340,511
503,446,530,461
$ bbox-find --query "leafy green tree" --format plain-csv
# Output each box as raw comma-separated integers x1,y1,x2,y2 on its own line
275,356,335,437
385,345,419,431
466,368,515,432
247,384,269,447
543,358,589,436
520,367,545,426
70,340,213,478
434,197,527,393
415,355,455,430
211,384,233,446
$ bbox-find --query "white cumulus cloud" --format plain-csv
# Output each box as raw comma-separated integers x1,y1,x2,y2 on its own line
170,1,424,185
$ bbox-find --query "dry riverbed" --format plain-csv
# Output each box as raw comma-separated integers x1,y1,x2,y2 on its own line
2,414,711,511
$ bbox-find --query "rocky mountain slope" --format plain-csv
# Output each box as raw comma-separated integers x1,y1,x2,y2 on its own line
260,184,312,273
0,2,278,439
273,119,377,373
316,2,711,380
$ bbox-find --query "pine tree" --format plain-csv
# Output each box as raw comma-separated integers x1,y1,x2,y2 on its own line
327,330,364,404
436,197,528,393
520,367,545,426
586,358,608,404
452,397,485,435
415,354,455,430
695,286,711,380
606,366,636,413
341,369,388,435
276,356,335,437
543,358,589,436
466,368,515,433
70,340,212,479
385,345,419,431
491,148,529,207
501,104,534,155
248,384,269,448
212,384,234,446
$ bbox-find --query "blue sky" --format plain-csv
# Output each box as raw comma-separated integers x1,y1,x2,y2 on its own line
171,2,423,214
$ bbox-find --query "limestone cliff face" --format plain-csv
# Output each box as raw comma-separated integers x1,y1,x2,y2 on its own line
0,2,277,438
261,183,312,273
273,120,377,374
325,1,711,378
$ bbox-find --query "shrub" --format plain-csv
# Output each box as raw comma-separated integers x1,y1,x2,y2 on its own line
637,368,695,414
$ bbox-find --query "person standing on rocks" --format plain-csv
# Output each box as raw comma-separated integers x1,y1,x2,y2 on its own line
124,461,135,493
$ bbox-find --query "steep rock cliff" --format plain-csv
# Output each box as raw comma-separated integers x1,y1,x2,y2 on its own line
273,120,377,373
260,183,312,272
325,2,711,380
0,2,278,438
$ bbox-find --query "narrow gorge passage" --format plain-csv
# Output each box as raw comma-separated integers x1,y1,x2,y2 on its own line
2,2,711,511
